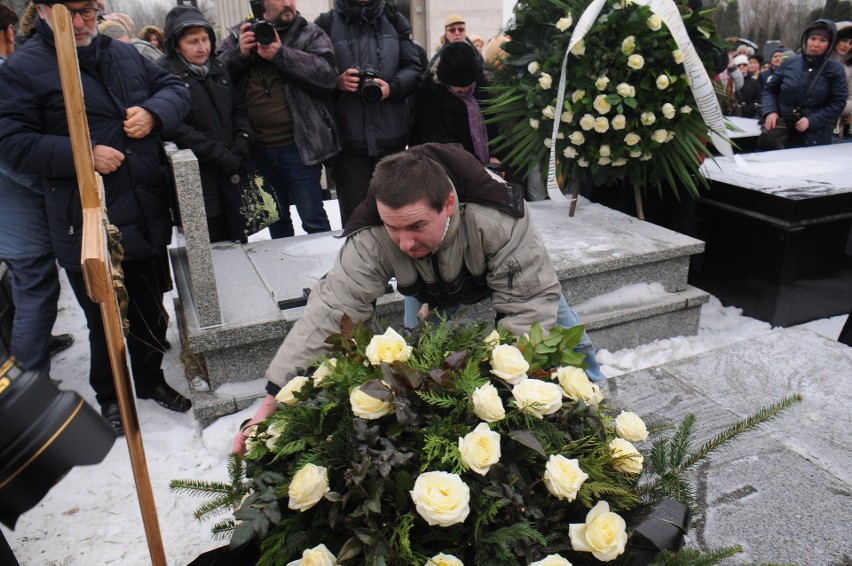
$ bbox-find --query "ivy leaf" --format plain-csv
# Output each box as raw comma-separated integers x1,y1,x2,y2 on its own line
624,97,638,109
508,430,546,457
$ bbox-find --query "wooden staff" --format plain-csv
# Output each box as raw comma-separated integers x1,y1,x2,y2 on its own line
52,6,166,565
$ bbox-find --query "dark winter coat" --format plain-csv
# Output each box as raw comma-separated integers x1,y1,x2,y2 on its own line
160,6,252,240
762,19,848,146
316,0,423,156
0,18,190,270
734,75,762,118
218,13,341,166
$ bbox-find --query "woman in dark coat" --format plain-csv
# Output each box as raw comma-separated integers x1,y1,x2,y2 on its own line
160,5,253,242
761,19,848,148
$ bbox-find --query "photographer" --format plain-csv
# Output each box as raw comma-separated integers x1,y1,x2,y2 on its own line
760,20,848,149
315,0,423,225
217,0,339,238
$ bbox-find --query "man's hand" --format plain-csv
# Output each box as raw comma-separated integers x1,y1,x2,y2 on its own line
337,68,361,93
92,144,125,174
374,77,391,101
123,106,155,139
795,117,810,132
764,112,778,130
238,23,256,57
232,393,280,454
256,30,282,61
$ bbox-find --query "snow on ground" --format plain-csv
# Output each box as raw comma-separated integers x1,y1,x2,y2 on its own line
2,200,848,564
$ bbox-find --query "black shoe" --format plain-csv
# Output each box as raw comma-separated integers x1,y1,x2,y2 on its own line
48,334,74,357
136,383,192,413
100,401,124,436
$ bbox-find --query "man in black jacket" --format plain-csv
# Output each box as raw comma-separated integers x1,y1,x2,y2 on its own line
0,0,192,433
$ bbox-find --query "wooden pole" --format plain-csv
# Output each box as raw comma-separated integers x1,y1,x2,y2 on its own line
52,6,166,565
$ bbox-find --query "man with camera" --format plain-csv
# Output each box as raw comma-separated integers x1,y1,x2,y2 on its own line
315,0,423,225
218,0,340,238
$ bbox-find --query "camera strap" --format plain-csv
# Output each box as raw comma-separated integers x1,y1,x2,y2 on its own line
799,57,830,114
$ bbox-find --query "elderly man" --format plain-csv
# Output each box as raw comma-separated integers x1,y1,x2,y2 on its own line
234,143,603,452
426,13,484,76
0,0,192,434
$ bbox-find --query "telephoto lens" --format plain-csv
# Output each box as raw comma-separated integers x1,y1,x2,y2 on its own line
0,356,117,529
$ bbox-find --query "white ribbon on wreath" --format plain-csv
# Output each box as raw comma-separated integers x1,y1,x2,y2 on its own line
545,0,735,202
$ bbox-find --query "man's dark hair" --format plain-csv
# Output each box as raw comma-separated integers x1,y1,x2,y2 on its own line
371,151,452,212
0,3,19,32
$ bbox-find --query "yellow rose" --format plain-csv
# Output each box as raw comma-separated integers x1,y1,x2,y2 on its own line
531,554,573,566
512,379,564,419
563,146,578,159
614,411,649,442
426,553,464,566
459,422,501,475
285,543,336,566
571,89,585,103
570,40,585,56
656,75,670,90
627,54,644,70
539,73,553,90
609,438,644,474
528,61,540,74
311,358,336,386
556,366,597,403
489,344,529,385
594,76,610,91
569,131,585,145
543,454,588,502
611,114,626,130
661,103,676,119
350,381,394,419
569,501,627,561
288,463,329,511
560,110,574,123
592,95,611,115
482,329,501,349
471,383,506,422
556,15,573,32
542,105,556,119
579,114,595,131
410,471,470,527
275,375,310,406
651,129,668,143
593,117,610,133
640,112,656,126
365,327,412,365
624,132,641,146
615,83,635,98
673,49,684,64
529,118,541,130
620,36,635,55
647,14,662,31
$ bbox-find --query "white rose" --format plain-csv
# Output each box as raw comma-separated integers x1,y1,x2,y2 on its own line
459,422,501,475
656,75,670,90
665,131,676,143
365,327,412,365
529,118,541,130
599,144,611,157
543,138,553,148
577,158,589,167
544,454,588,502
350,381,394,419
652,129,668,143
612,158,627,167
614,411,649,442
579,114,595,131
593,117,610,133
609,438,644,474
265,420,287,450
624,132,641,146
630,149,642,158
598,156,611,166
410,471,471,527
640,112,656,126
312,358,336,386
555,366,597,403
571,89,585,103
563,146,578,159
512,379,565,419
627,54,644,70
661,103,676,119
647,14,662,31
542,105,556,119
611,114,626,130
471,383,506,422
594,76,610,91
640,153,652,161
621,36,635,55
482,329,501,349
286,543,336,566
570,40,585,56
556,15,573,32
531,555,573,566
539,73,553,89
288,463,330,511
569,131,585,145
489,344,529,385
680,105,693,114
587,383,603,408
426,553,464,566
592,95,611,115
615,83,634,98
560,110,574,123
672,49,684,64
528,61,540,74
275,375,310,406
569,501,627,561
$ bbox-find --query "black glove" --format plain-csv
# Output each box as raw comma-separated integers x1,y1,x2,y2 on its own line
232,133,250,157
219,152,242,176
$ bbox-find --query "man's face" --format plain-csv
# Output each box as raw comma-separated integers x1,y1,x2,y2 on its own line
264,0,296,24
771,51,782,67
445,22,466,43
378,195,455,259
177,28,210,66
37,1,99,47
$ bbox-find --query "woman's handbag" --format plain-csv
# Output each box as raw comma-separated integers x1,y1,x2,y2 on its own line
757,119,790,150
237,162,279,237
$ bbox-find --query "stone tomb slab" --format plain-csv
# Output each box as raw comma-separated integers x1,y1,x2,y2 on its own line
602,328,852,564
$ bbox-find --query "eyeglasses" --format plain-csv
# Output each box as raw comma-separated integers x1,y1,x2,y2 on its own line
737,63,748,67
54,7,100,22
446,26,465,33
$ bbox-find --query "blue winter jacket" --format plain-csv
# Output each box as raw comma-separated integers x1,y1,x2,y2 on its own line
0,18,190,270
761,19,848,146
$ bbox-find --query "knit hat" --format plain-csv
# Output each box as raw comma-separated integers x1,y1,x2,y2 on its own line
808,26,831,41
437,41,479,87
444,14,464,28
732,54,749,66
98,20,129,41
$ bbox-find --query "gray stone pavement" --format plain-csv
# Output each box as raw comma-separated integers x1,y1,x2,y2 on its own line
602,328,852,565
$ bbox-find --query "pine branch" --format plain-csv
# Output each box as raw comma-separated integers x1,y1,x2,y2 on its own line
649,545,743,565
192,493,240,521
210,519,237,541
169,478,237,497
668,413,695,469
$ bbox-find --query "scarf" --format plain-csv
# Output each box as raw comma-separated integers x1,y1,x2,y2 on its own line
448,85,489,164
179,54,210,78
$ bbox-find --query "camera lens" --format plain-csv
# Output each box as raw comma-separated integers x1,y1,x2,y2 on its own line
254,21,276,45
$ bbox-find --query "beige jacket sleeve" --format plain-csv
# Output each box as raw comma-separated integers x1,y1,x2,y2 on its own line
264,230,393,388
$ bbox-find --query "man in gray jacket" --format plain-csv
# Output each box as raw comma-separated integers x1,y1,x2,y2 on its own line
218,0,340,238
234,143,602,452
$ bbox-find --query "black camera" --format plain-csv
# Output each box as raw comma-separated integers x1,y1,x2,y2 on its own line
248,0,276,45
357,66,383,103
